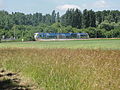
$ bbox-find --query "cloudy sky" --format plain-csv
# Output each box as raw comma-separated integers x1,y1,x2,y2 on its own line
0,0,120,14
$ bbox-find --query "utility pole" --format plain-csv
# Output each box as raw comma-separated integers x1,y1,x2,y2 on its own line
14,28,15,39
13,25,16,39
96,30,97,38
0,36,1,43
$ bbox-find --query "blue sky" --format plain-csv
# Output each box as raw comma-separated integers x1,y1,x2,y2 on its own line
0,0,120,14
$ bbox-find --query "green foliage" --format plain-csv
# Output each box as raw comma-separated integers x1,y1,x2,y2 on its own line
61,9,82,29
51,10,56,24
20,36,35,41
83,9,96,28
56,12,60,22
98,21,114,31
0,9,120,41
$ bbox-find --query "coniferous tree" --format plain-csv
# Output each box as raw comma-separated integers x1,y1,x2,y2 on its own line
83,9,90,28
89,10,96,27
72,9,82,29
51,10,56,24
96,11,103,25
56,12,60,22
45,14,52,25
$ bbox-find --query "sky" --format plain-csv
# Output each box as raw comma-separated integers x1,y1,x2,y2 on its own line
0,0,120,15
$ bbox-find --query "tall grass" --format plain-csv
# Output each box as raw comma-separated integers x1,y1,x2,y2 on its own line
0,48,120,90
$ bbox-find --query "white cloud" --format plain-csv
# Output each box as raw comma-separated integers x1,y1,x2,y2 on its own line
94,0,108,8
81,0,109,10
56,0,109,12
56,4,81,11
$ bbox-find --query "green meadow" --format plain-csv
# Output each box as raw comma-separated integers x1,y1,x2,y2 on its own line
0,39,120,49
0,39,120,90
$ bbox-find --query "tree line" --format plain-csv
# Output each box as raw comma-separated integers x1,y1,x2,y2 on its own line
0,9,120,41
62,9,120,28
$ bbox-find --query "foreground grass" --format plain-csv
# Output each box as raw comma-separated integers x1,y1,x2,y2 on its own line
0,48,120,90
0,39,120,49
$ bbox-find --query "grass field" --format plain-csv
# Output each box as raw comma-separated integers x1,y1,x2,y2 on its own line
0,48,120,90
0,39,120,90
0,39,120,49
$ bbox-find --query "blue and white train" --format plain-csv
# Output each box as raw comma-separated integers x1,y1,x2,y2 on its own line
34,33,89,40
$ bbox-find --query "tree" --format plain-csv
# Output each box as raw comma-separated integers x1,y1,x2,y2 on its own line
56,12,60,22
61,9,73,26
89,10,96,27
61,9,82,29
98,20,114,31
45,14,52,25
83,9,90,28
96,11,103,25
72,9,82,29
0,9,120,41
51,10,56,24
83,9,96,28
32,13,42,26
